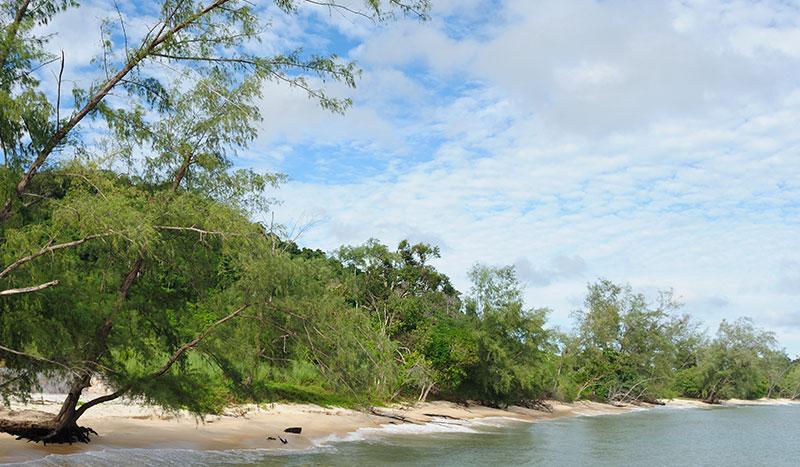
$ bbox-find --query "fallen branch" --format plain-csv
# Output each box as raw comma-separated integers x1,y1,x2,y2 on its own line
422,413,462,420
369,408,420,424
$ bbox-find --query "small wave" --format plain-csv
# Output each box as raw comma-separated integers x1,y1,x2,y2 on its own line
467,416,531,427
658,404,703,411
312,417,482,448
7,445,334,467
7,415,537,466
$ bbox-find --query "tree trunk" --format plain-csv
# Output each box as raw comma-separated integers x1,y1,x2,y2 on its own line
421,382,433,402
24,318,116,443
0,374,98,443
703,376,730,404
44,375,98,443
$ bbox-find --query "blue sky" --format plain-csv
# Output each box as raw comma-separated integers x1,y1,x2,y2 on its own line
43,0,800,354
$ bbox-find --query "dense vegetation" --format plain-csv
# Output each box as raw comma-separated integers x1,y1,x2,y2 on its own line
1,0,798,444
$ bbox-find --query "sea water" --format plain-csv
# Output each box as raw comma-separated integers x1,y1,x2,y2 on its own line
10,404,800,466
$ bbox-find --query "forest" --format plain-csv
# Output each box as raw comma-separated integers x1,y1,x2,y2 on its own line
1,0,799,444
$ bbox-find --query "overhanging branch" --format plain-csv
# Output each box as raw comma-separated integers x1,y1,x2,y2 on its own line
73,303,251,418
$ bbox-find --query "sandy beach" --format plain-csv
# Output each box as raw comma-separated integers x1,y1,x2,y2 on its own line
0,395,796,464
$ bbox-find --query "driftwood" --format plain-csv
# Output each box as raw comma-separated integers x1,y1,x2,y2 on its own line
642,398,665,406
369,408,421,424
422,413,462,420
284,426,302,434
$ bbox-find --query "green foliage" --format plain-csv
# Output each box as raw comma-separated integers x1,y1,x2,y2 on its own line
683,318,780,402
420,315,478,393
459,265,555,407
569,279,704,403
782,362,800,400
237,361,361,408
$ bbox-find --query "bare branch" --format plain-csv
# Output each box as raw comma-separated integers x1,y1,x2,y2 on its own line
0,279,59,296
0,344,76,374
114,0,130,60
151,52,257,66
303,0,375,21
56,50,64,132
153,225,237,237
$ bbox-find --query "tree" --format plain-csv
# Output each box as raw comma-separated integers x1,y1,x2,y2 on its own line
336,239,458,336
335,239,460,400
781,360,800,400
461,264,554,407
0,0,432,443
570,279,701,403
688,318,779,403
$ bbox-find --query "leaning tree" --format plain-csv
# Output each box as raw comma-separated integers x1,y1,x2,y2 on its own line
0,0,430,443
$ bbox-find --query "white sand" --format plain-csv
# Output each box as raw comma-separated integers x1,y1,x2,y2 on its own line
1,394,789,463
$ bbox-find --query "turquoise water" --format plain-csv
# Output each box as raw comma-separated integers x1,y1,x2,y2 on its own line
13,404,800,466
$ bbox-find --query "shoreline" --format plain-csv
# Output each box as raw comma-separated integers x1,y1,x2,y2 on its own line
1,395,797,464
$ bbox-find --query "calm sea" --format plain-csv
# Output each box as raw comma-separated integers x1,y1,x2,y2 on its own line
11,404,800,466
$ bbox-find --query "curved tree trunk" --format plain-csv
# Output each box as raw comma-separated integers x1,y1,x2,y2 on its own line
0,374,98,443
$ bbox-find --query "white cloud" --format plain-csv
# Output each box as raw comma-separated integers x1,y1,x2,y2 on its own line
262,0,800,354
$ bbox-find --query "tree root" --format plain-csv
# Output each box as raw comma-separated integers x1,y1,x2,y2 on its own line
0,419,98,444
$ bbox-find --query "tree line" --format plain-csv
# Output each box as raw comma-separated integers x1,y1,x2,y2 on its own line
1,0,798,444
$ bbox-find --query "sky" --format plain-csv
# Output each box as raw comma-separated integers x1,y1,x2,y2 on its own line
40,0,800,354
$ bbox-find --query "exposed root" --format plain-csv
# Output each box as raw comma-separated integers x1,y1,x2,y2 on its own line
0,418,98,444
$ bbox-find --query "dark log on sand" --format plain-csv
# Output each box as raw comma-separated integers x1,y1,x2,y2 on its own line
369,408,421,424
284,426,302,434
422,413,462,420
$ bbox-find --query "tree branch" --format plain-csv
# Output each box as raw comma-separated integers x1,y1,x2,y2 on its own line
55,50,64,132
0,343,76,374
0,279,59,296
153,225,239,237
151,52,257,66
389,0,429,20
303,0,375,21
73,303,251,418
0,232,113,279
